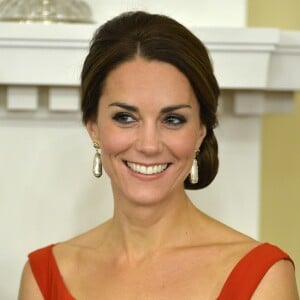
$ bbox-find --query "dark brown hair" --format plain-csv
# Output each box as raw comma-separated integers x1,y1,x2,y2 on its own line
81,11,219,189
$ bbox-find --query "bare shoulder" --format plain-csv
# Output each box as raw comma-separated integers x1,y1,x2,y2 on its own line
252,259,299,299
64,219,112,248
195,215,298,298
52,220,112,268
196,210,258,247
18,261,43,300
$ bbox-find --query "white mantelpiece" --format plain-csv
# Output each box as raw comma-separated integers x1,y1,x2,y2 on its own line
1,23,300,116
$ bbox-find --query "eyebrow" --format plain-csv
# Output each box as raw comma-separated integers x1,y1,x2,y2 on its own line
108,102,192,113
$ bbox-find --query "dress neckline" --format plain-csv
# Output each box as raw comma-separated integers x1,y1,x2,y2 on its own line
50,244,76,300
49,242,268,299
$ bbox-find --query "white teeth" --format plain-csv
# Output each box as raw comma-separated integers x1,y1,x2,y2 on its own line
126,162,168,175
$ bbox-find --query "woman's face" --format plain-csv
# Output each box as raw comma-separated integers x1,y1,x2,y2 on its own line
87,57,206,206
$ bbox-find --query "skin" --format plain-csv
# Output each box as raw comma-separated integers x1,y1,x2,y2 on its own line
18,57,299,299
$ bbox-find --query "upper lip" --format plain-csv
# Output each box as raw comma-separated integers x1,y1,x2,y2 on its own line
124,160,170,166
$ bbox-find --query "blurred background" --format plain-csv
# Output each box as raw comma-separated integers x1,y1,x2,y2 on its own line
0,0,299,298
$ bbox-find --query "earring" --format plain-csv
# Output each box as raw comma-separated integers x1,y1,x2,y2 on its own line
92,142,102,178
189,151,199,184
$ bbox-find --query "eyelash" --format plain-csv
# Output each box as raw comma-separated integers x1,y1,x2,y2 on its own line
112,112,136,125
163,114,187,127
112,112,187,127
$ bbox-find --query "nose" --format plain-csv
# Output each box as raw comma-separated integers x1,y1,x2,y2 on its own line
135,122,163,155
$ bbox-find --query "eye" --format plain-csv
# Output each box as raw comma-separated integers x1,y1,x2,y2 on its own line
163,114,187,127
112,112,136,125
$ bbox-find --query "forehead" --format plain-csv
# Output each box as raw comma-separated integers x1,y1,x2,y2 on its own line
100,57,198,108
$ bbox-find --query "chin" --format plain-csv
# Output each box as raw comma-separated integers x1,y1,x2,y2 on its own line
120,182,184,207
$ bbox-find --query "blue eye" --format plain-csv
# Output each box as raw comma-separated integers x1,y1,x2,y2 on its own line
164,114,186,127
112,112,136,124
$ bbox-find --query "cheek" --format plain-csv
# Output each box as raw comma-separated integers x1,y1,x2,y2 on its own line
99,126,132,155
98,128,131,177
164,130,200,159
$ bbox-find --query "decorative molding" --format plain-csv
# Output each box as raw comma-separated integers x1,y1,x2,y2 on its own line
7,86,38,110
233,91,294,115
48,87,80,111
0,23,300,118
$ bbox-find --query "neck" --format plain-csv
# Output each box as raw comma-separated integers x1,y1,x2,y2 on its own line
106,189,199,262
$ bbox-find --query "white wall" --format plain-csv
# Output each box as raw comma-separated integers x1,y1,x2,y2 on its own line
0,118,112,299
0,1,250,299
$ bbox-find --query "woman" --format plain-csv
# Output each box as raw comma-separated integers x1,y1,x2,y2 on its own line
19,11,299,299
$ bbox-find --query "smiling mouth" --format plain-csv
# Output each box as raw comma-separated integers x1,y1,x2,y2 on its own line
126,161,169,175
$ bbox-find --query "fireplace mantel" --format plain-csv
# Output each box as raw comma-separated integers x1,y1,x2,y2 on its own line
1,23,300,116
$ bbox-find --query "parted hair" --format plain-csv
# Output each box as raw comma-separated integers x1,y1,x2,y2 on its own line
81,11,219,190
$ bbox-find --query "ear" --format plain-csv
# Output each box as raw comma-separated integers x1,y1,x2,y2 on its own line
196,123,207,149
86,120,100,145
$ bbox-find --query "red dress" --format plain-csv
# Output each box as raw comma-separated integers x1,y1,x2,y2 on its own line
28,243,294,300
